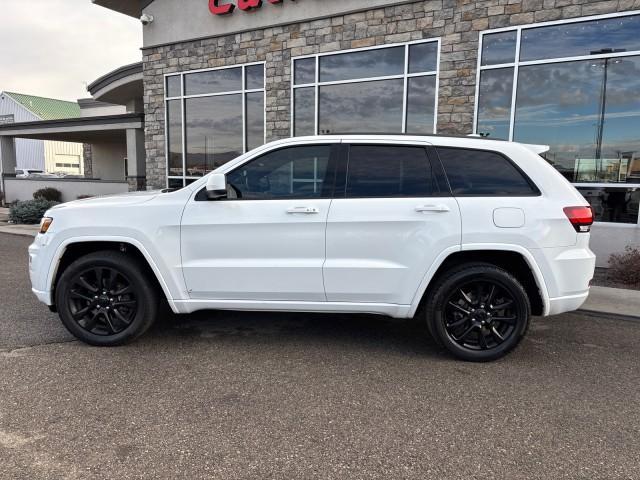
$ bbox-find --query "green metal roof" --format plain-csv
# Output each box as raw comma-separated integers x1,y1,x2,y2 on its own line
4,92,81,120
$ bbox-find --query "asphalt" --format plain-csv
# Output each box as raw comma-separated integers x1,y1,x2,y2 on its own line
1,233,639,479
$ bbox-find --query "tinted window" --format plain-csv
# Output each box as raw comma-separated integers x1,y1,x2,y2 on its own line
346,146,433,198
226,145,333,200
185,68,242,95
481,31,517,66
437,148,537,196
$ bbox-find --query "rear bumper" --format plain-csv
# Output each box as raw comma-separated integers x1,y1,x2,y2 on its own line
548,290,589,316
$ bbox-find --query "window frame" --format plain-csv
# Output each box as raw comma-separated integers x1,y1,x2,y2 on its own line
434,146,541,198
473,10,640,224
195,143,340,202
290,39,441,137
164,61,266,188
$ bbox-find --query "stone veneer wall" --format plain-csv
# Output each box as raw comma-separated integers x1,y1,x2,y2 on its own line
142,0,639,189
82,143,93,178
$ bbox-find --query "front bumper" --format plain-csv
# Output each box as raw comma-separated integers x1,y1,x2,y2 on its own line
29,233,56,306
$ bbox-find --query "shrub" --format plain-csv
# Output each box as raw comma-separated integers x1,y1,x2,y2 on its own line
608,246,640,288
33,187,62,202
9,199,59,225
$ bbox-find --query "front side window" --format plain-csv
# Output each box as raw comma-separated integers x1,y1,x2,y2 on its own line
437,147,537,196
475,12,640,223
292,40,440,137
165,63,265,187
346,145,434,198
226,145,333,200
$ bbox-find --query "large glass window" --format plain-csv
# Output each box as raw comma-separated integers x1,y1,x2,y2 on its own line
292,40,440,136
475,12,640,224
226,145,333,200
165,63,265,187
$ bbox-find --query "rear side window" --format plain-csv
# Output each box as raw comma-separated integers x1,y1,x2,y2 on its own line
437,147,538,196
346,145,434,198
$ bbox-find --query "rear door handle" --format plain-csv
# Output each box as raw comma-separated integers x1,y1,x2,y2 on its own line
415,204,450,213
286,206,319,214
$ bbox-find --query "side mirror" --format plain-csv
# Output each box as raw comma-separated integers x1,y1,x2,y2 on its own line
205,173,227,200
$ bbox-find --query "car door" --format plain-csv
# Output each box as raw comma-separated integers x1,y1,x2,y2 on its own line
180,143,338,301
323,142,461,305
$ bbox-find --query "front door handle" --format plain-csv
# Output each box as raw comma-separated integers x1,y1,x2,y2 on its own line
415,204,450,213
286,206,319,214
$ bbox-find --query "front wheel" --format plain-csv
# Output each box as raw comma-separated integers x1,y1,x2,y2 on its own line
426,263,531,362
55,251,159,346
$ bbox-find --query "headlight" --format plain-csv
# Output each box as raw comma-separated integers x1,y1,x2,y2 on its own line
39,217,53,234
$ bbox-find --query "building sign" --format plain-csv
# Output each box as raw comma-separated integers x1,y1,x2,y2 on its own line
209,0,293,15
0,114,14,125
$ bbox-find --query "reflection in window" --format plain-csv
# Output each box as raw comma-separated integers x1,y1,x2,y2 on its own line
319,79,404,134
226,145,332,199
476,68,513,140
166,76,181,97
246,92,264,151
294,58,316,85
520,15,640,62
185,67,242,95
185,95,243,176
481,31,517,66
294,41,440,136
406,76,437,134
294,87,315,136
319,46,405,82
166,63,266,186
577,187,640,224
166,100,183,177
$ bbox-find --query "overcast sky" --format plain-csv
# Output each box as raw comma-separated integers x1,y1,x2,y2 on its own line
0,0,142,102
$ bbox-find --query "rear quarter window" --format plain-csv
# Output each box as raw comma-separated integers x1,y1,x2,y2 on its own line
436,147,539,196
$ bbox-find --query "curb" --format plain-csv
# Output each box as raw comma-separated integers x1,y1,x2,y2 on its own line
0,226,38,238
577,309,640,323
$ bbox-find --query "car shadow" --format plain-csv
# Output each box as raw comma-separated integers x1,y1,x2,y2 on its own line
145,308,445,359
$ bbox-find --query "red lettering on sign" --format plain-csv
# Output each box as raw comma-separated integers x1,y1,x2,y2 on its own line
209,0,235,15
209,0,295,15
238,0,262,9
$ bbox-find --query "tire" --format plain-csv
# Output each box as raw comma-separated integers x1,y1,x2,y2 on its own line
55,250,159,346
425,262,531,362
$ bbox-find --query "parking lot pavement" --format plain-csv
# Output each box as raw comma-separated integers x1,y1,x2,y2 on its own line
1,233,639,480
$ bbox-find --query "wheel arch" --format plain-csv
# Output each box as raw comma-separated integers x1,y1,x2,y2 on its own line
410,245,549,317
48,237,177,312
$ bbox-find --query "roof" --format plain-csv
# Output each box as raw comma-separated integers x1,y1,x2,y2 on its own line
3,92,81,121
87,62,143,94
92,0,154,18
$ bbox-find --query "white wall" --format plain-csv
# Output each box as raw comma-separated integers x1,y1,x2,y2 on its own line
45,141,84,175
590,223,640,267
4,178,128,203
81,105,127,118
91,142,127,181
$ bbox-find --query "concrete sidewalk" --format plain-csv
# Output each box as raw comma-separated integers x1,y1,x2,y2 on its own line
0,223,38,237
581,285,640,320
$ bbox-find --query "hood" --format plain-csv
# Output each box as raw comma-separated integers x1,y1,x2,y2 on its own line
50,190,161,210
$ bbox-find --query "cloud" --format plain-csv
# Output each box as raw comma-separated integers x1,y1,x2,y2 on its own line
0,0,141,102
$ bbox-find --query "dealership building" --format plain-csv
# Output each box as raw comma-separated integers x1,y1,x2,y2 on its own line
2,0,640,263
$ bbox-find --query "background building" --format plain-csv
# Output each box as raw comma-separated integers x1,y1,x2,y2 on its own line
0,91,85,175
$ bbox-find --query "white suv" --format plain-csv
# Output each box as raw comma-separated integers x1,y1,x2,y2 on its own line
29,135,596,361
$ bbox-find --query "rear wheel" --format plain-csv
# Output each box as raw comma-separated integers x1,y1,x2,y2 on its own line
426,263,530,362
55,251,158,346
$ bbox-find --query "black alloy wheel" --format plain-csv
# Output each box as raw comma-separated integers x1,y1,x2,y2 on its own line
426,263,530,362
56,250,158,346
66,267,138,336
444,280,518,351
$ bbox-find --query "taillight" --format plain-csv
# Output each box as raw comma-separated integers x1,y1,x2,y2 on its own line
563,206,593,233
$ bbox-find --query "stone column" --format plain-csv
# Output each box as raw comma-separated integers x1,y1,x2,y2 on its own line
126,128,147,191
